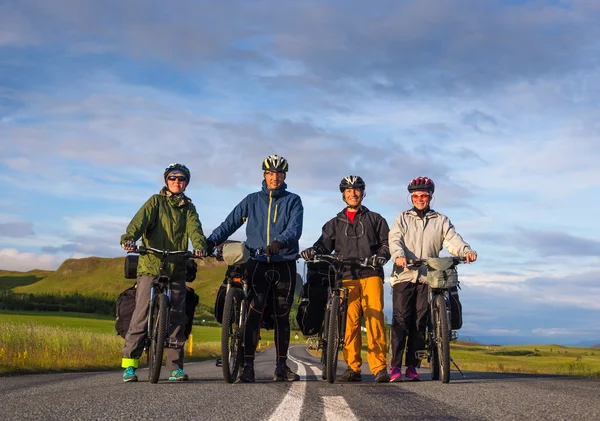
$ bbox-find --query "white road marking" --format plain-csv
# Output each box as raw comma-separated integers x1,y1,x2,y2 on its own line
323,396,358,421
267,355,307,421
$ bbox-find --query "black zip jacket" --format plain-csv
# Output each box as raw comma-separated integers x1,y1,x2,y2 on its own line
312,206,390,280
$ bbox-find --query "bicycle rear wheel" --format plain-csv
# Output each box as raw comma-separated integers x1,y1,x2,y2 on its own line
434,294,451,383
221,287,244,383
326,295,341,383
148,293,168,383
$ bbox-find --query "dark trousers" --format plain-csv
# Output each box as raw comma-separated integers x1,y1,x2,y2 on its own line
391,281,429,368
244,259,296,365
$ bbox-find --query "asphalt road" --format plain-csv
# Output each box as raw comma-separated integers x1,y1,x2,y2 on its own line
2,345,599,420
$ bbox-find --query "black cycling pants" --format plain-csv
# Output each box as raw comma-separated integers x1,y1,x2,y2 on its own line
391,281,429,368
244,259,296,364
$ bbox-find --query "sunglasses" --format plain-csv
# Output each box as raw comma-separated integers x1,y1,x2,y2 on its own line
167,176,187,182
412,193,431,200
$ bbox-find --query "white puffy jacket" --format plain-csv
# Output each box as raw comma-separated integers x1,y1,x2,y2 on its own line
388,208,473,286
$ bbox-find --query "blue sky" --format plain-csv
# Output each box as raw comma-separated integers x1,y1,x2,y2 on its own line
1,0,599,345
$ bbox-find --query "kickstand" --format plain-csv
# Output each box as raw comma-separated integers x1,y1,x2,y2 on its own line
450,357,465,378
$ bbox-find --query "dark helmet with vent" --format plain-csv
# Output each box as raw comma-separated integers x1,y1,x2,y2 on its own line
339,175,366,192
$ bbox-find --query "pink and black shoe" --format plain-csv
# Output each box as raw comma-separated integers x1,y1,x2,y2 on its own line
405,365,421,381
390,366,403,382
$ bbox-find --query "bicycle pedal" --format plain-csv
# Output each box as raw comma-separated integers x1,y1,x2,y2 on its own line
415,350,427,360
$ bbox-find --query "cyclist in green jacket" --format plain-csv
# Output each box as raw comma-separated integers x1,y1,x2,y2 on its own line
120,163,207,382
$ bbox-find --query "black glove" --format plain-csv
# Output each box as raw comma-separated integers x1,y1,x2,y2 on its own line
300,247,316,261
266,240,283,256
122,240,136,250
370,255,388,267
185,259,198,282
206,241,215,257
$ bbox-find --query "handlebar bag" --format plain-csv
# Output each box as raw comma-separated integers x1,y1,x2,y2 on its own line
222,242,250,266
424,257,459,289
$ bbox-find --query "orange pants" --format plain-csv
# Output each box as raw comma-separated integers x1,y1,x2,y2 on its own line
342,276,387,375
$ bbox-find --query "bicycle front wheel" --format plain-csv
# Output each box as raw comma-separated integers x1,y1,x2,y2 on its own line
428,323,440,381
221,287,244,383
326,295,341,384
148,293,168,383
434,294,451,383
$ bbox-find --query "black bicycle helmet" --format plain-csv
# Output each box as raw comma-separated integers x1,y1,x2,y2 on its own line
339,175,366,192
262,154,289,172
164,163,191,183
407,176,435,193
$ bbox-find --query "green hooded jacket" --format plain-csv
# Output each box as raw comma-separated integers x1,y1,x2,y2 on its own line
120,188,207,278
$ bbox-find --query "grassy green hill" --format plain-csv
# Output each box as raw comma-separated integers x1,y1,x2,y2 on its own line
0,269,54,290
9,257,227,306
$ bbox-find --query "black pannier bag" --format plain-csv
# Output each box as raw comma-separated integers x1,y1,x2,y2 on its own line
115,284,137,338
214,264,244,324
214,283,227,324
115,284,199,339
184,286,200,338
296,261,332,336
124,254,139,279
449,286,463,330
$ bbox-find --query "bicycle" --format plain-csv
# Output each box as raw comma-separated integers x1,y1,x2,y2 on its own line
411,256,467,384
304,255,374,383
219,246,266,383
127,246,198,383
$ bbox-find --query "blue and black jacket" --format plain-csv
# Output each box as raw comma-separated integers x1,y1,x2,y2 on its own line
208,181,303,262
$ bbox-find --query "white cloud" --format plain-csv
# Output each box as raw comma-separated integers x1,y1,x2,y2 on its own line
0,248,62,271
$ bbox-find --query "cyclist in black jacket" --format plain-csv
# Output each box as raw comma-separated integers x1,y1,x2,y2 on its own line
301,175,391,382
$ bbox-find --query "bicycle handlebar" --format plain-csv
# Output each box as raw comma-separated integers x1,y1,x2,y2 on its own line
407,256,466,268
128,246,198,259
306,254,374,268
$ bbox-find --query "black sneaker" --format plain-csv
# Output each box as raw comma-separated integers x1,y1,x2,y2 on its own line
274,365,300,382
338,368,362,382
375,369,390,383
236,365,255,383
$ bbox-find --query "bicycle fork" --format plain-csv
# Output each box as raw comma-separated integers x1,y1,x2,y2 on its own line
338,287,349,350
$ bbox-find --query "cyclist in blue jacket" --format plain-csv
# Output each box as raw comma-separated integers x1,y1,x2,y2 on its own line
207,155,303,383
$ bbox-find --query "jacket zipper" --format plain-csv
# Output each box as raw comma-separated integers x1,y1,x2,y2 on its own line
266,191,273,262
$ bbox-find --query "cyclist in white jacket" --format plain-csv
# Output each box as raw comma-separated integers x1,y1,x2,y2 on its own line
388,177,477,382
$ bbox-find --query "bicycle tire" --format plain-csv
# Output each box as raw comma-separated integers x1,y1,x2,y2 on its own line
148,293,168,383
320,312,329,381
326,295,340,383
221,287,244,383
428,319,440,381
435,293,451,383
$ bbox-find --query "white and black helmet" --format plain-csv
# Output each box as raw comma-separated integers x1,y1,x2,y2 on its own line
262,154,289,172
339,175,366,192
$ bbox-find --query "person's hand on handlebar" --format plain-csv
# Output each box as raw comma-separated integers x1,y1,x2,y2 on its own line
122,240,136,251
300,247,316,261
369,254,388,267
465,251,477,263
192,249,208,258
266,240,283,256
206,241,215,257
394,256,407,268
